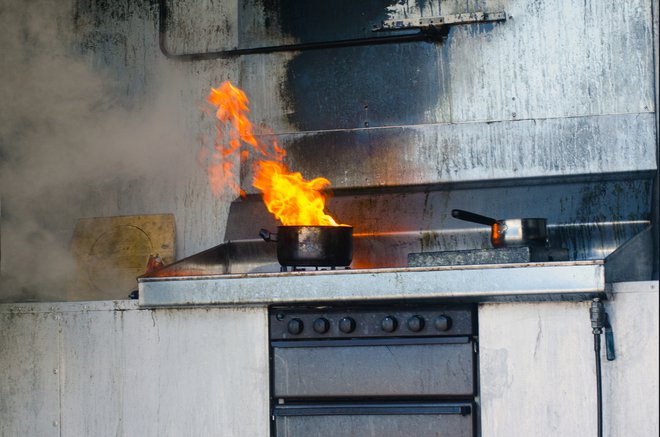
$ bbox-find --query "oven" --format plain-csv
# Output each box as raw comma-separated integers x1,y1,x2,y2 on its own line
268,303,478,436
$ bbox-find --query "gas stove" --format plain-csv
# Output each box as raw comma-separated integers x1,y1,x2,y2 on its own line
137,186,651,307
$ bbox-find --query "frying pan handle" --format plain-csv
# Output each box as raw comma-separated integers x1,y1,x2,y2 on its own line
451,209,498,226
259,228,278,242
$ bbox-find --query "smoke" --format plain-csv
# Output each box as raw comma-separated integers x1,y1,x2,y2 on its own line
0,1,194,301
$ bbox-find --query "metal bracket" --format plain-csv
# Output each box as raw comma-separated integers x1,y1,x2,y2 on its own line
373,11,507,32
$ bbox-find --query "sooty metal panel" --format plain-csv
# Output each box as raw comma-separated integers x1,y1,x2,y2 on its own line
272,340,474,397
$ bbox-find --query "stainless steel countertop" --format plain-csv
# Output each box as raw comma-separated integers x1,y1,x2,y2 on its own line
138,260,605,307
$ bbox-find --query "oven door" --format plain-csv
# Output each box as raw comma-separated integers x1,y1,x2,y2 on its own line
273,402,474,436
272,337,474,398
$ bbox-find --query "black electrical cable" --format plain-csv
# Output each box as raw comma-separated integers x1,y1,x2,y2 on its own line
593,331,603,437
590,299,606,437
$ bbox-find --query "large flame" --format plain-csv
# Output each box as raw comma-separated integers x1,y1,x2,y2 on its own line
204,81,344,227
253,161,340,226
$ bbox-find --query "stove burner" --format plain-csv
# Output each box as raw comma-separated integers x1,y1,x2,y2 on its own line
280,265,352,272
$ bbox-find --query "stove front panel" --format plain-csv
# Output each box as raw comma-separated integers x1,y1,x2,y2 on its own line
269,303,475,340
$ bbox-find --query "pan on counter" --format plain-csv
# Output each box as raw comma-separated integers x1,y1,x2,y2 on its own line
260,225,353,267
451,209,547,248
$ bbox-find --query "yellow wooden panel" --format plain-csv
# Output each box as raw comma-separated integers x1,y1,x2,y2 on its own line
69,214,175,300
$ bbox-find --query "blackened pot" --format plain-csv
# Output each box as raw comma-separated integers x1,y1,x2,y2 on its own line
260,226,353,267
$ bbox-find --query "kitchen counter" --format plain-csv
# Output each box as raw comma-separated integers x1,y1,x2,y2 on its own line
138,260,605,307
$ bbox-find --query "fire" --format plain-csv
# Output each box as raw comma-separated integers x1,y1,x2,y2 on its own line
254,161,341,226
204,81,344,226
207,82,261,155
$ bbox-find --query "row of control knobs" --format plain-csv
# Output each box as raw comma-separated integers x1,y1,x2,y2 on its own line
286,315,452,335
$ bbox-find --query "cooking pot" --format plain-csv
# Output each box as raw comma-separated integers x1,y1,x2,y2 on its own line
259,226,353,267
451,209,547,248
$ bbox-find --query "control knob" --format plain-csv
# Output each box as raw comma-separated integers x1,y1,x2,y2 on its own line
381,316,398,332
313,317,330,334
287,318,304,335
434,315,452,331
339,317,356,333
407,315,425,332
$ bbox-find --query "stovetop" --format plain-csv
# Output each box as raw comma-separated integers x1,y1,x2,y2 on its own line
139,237,573,279
138,253,606,307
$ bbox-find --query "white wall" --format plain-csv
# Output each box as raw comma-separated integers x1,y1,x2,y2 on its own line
0,302,269,436
480,281,659,436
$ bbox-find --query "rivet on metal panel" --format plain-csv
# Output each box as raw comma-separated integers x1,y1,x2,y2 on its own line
53,369,58,374
512,112,517,118
52,421,59,427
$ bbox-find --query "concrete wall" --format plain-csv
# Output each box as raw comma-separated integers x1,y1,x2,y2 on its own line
0,302,269,436
480,281,659,436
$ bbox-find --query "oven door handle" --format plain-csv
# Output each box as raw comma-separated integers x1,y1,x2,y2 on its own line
271,336,470,348
273,402,472,416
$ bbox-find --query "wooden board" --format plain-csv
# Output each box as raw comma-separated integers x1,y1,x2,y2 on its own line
68,214,175,301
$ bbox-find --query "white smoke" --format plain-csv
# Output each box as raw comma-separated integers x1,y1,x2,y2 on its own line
0,0,198,301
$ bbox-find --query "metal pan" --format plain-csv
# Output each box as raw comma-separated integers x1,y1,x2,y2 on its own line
451,209,547,248
260,226,353,267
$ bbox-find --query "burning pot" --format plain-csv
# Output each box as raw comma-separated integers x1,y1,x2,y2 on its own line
451,209,548,248
260,226,353,268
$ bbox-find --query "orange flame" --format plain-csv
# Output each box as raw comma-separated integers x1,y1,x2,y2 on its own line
204,81,344,226
253,161,342,226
